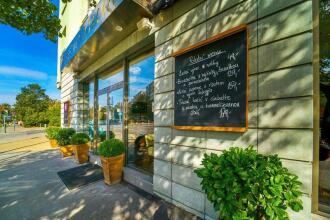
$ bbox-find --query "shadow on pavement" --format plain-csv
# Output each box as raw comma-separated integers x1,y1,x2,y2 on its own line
0,148,199,220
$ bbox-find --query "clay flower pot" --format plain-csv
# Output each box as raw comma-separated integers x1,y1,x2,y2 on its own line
59,145,73,157
101,154,125,185
49,139,59,148
72,144,89,164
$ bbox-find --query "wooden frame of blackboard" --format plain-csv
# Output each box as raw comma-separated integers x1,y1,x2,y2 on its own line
171,24,249,132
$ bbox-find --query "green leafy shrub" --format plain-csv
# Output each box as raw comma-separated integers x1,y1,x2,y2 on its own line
99,131,115,141
99,131,106,141
109,131,115,139
55,128,76,146
45,127,60,139
98,139,125,157
71,133,90,145
194,146,303,220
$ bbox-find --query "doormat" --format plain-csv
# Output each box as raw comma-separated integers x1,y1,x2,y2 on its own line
57,163,103,190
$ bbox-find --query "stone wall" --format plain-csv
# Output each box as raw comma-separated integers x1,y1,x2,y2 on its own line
60,72,89,132
152,0,314,219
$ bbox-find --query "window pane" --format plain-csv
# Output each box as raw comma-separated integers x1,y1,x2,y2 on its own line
98,71,124,145
88,82,94,140
319,0,330,213
128,55,155,174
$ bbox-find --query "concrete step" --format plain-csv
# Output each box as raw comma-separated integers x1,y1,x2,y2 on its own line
123,167,153,195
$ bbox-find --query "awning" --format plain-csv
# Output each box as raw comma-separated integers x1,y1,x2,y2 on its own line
60,0,152,74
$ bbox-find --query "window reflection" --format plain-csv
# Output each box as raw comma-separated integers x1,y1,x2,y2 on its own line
128,55,155,174
88,82,94,148
319,0,330,213
98,71,124,146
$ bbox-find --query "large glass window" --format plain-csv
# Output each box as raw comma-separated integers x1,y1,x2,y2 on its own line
98,69,124,146
319,0,330,214
127,54,155,174
88,81,94,142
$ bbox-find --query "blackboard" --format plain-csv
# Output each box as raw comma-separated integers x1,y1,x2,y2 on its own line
173,25,248,132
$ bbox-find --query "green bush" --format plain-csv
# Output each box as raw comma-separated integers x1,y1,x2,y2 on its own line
99,131,115,141
71,133,90,145
194,146,303,220
99,131,106,141
109,131,115,139
55,128,76,146
45,127,60,139
98,139,125,157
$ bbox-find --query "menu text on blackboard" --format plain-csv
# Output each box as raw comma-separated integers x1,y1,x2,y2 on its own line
173,25,248,132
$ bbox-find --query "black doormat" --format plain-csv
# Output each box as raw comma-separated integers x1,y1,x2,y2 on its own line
57,163,104,190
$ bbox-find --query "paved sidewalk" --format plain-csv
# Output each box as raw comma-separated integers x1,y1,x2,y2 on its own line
0,137,198,220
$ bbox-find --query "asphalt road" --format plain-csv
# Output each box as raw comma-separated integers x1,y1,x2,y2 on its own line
0,127,45,144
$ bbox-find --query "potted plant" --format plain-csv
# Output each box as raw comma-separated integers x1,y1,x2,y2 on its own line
195,146,303,220
55,128,76,157
71,133,90,164
98,138,125,185
45,127,60,148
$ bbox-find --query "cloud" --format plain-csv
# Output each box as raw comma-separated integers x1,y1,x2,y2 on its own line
130,66,141,75
129,76,152,84
0,66,48,80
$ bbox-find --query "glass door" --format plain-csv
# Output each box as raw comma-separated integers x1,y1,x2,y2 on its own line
98,69,124,145
127,54,155,174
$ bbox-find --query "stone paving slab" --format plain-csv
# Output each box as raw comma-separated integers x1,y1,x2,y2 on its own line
0,137,199,220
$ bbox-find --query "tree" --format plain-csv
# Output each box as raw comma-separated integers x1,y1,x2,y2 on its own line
0,103,11,114
15,84,50,127
0,103,11,123
0,0,97,42
46,100,61,126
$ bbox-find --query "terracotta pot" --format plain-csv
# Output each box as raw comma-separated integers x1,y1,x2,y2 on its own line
49,139,59,148
59,145,73,157
101,154,125,185
72,144,89,164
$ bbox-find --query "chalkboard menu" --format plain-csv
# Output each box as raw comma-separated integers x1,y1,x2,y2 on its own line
173,26,248,132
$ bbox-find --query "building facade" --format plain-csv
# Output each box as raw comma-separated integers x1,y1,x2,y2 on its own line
57,0,330,219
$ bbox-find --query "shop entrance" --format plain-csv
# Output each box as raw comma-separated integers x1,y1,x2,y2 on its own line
87,52,155,176
98,70,124,145
127,54,155,174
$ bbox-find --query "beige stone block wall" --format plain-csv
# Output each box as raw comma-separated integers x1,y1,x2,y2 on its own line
60,72,88,133
152,0,315,219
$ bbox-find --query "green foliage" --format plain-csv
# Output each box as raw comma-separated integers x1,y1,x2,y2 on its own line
0,0,60,42
0,0,97,42
46,101,61,126
98,139,125,157
108,131,115,139
55,128,76,146
45,127,60,139
71,133,90,145
99,131,106,141
194,147,303,220
14,84,60,127
0,103,11,114
99,131,115,141
15,84,50,127
0,103,11,122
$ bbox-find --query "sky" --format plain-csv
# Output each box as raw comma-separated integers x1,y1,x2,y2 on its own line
0,0,60,105
97,55,155,107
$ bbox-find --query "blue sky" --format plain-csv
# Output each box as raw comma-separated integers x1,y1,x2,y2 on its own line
0,0,60,105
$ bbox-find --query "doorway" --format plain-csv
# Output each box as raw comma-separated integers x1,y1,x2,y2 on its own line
98,69,124,144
